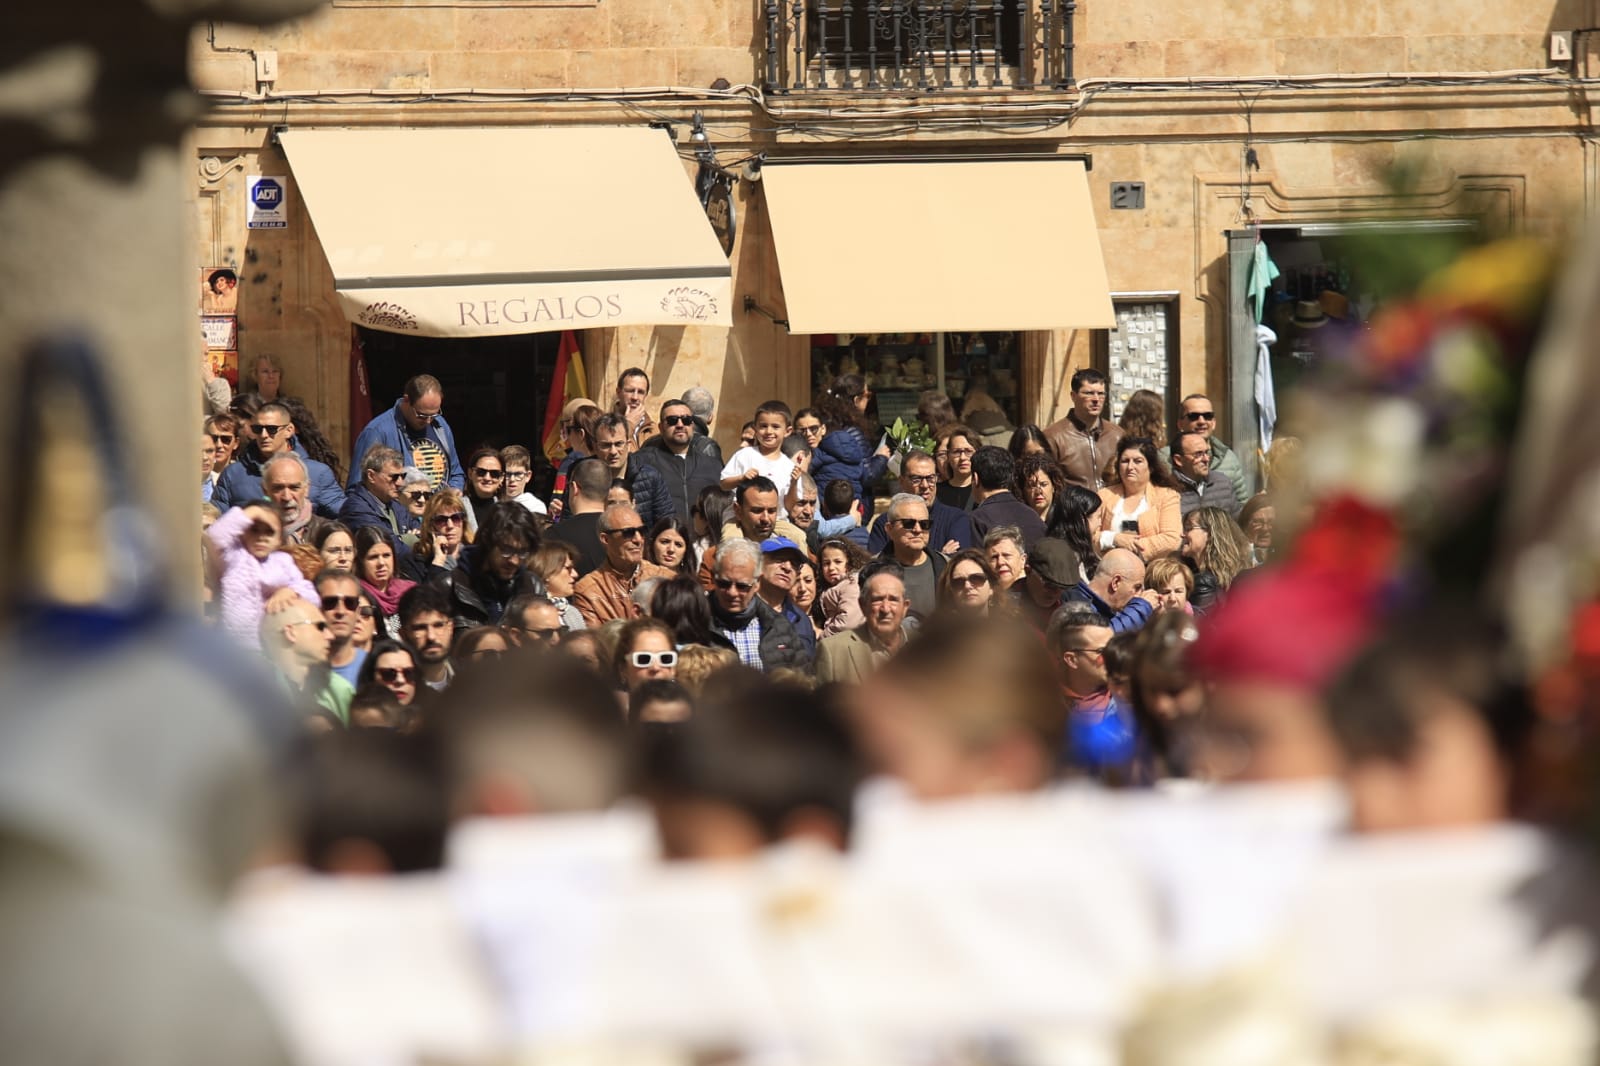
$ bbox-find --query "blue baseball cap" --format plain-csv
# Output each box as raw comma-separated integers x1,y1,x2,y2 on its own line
759,536,804,556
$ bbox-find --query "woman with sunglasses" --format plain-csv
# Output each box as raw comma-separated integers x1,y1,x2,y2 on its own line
1093,437,1182,561
613,617,678,713
401,489,469,583
354,525,415,639
396,467,431,541
463,447,505,534
936,549,1001,616
550,401,602,519
357,639,420,707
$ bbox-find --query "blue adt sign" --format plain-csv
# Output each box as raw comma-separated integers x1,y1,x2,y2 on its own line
247,175,288,230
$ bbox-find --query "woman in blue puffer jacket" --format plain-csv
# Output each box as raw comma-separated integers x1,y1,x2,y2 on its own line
809,373,892,506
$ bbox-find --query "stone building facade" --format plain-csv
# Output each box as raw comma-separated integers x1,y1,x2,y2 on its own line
189,0,1597,479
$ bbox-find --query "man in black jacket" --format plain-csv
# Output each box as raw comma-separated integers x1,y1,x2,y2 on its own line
630,398,723,521
967,446,1047,551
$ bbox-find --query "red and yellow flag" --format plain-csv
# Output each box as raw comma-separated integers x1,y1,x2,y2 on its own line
541,329,589,466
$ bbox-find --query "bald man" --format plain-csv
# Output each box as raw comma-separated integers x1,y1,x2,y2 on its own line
261,597,353,725
1058,548,1160,634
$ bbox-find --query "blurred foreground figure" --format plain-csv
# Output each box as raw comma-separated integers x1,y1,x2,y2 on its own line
0,336,297,1064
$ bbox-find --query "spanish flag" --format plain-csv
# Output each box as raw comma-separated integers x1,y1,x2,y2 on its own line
541,329,588,466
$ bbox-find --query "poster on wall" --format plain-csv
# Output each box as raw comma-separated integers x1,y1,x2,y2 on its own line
247,175,289,230
201,267,240,388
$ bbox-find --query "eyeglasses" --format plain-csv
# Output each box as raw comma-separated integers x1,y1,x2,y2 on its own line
895,518,931,531
1184,410,1216,421
715,577,757,593
411,408,441,425
797,423,823,437
384,472,406,484
212,434,234,445
629,650,678,668
473,467,504,480
432,513,465,527
248,520,280,538
470,648,504,661
515,624,566,642
285,619,329,633
404,491,431,503
376,667,415,684
504,470,530,481
604,525,645,539
662,414,695,427
953,573,991,589
357,606,376,618
251,423,288,436
493,544,531,561
906,474,938,486
320,595,361,612
1070,645,1107,660
948,448,975,458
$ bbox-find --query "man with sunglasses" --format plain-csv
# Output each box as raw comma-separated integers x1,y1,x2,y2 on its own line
630,398,723,522
261,597,353,724
1160,393,1249,506
339,444,409,553
877,493,947,622
316,569,371,688
706,538,809,673
212,401,346,518
500,594,567,650
346,373,464,493
571,503,676,628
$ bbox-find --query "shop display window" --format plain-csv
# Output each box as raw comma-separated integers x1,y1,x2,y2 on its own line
808,331,1024,436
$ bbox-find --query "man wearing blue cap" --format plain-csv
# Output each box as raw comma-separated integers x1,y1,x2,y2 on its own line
757,536,817,661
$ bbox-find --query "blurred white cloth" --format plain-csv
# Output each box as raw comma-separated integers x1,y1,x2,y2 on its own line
226,867,507,1066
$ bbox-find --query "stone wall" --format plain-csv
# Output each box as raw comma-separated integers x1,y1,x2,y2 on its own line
189,0,1597,455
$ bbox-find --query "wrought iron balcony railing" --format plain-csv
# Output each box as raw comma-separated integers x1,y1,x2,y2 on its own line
761,0,1077,94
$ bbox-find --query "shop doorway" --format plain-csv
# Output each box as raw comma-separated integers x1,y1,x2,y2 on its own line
359,327,563,491
1226,220,1476,485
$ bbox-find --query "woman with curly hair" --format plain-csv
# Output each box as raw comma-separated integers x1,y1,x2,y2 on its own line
809,373,891,506
1181,505,1252,611
399,488,469,583
277,395,346,486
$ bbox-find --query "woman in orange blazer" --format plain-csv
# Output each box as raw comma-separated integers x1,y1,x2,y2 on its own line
1094,436,1183,561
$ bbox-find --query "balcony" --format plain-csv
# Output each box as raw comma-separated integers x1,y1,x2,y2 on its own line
760,0,1078,94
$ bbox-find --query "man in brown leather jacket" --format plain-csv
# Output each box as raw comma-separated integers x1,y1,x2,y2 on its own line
1043,369,1124,490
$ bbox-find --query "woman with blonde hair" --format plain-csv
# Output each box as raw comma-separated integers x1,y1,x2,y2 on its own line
1144,554,1194,614
400,488,469,583
1181,505,1252,611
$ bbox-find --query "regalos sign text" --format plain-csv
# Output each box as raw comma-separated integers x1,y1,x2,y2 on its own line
339,275,733,337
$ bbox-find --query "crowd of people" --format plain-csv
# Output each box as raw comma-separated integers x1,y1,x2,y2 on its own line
189,353,1600,1065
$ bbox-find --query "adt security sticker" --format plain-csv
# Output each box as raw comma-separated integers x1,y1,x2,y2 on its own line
247,176,288,229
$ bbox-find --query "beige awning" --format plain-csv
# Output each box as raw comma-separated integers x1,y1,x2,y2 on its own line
761,157,1115,334
279,127,732,337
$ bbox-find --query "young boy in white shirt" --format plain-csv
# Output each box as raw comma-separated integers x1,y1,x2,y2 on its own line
720,400,796,516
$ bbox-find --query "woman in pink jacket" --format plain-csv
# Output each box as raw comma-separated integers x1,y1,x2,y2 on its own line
1093,437,1183,561
207,502,319,649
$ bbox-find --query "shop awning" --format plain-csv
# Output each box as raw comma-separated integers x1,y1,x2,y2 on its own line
761,157,1115,334
279,127,732,337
